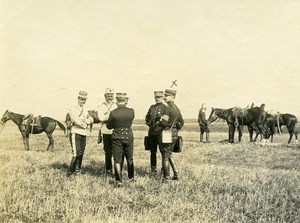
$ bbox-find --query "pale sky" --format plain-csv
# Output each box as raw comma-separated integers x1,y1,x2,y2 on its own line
1,0,300,120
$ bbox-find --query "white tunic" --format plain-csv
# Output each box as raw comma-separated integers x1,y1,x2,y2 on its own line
97,101,117,134
69,105,93,136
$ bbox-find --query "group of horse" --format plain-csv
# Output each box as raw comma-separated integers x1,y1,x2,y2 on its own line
0,105,298,151
207,104,298,144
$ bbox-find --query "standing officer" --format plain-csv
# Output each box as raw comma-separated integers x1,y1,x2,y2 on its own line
145,91,166,178
158,89,184,183
67,91,94,176
97,88,117,176
198,103,210,143
107,93,135,187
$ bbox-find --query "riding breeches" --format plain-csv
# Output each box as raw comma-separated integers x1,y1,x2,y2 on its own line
69,133,86,157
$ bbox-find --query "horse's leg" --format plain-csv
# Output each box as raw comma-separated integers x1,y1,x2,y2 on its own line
295,131,298,143
238,126,242,143
287,128,293,144
46,132,54,150
21,131,30,150
229,124,235,143
248,126,254,142
253,132,259,142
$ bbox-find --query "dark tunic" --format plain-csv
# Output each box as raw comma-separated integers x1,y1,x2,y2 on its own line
107,105,135,163
145,102,166,135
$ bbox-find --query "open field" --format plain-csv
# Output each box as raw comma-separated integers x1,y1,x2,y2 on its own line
0,123,299,223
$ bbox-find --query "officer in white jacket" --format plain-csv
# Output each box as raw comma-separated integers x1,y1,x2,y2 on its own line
67,91,94,176
97,88,117,175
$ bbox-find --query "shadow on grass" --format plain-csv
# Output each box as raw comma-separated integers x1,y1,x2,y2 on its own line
50,159,150,179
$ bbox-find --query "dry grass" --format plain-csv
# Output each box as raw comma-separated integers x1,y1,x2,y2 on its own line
0,124,299,223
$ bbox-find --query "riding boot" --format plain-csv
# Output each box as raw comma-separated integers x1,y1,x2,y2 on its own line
150,152,157,173
114,163,122,185
127,159,134,180
75,156,83,174
105,153,113,173
162,157,170,183
200,133,204,142
206,133,210,143
169,156,179,180
68,157,77,176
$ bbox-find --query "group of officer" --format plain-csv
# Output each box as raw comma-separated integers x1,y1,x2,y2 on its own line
67,88,184,187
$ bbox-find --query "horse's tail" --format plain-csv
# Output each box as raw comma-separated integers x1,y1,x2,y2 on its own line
55,120,66,134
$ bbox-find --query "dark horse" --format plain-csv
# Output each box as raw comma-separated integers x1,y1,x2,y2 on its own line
252,113,298,144
207,104,266,143
276,113,298,143
252,113,276,142
65,110,100,137
0,110,66,150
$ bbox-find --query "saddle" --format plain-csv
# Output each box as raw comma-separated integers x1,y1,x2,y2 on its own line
22,114,42,133
232,107,248,118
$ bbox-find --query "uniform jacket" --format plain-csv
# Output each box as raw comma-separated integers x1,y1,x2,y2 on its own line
198,110,207,125
145,102,166,135
69,105,93,136
97,101,117,134
161,101,184,131
107,105,135,140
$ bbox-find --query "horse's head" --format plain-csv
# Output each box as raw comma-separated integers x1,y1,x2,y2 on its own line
207,108,218,124
0,110,10,124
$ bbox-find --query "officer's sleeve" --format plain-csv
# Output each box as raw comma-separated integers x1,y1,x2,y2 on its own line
145,106,151,126
176,112,184,130
106,112,114,130
69,107,87,129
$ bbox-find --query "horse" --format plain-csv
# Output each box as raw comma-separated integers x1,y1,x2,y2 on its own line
252,113,276,142
207,104,267,143
276,113,298,143
0,110,66,150
65,110,100,137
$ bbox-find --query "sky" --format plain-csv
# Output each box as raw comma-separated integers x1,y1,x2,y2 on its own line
1,0,300,120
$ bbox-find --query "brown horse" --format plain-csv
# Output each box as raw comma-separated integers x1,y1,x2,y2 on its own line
0,110,66,150
208,104,266,143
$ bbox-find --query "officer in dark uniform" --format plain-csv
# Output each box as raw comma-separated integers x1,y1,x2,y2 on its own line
158,89,184,183
198,103,210,143
107,93,135,187
145,91,166,177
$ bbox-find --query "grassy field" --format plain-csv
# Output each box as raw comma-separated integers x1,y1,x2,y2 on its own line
0,122,299,223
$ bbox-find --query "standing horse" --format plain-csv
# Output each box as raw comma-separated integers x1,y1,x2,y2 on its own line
251,113,276,142
0,110,66,150
277,113,298,143
208,104,266,143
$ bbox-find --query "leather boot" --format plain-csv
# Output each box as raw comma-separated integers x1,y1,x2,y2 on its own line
114,163,122,186
169,156,179,180
105,153,113,172
127,159,134,181
75,156,83,174
150,151,157,173
206,132,210,143
162,157,170,183
68,157,77,176
200,133,204,142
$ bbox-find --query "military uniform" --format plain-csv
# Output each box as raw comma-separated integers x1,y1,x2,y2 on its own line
145,91,166,174
97,88,117,175
159,89,184,182
68,91,94,176
198,104,210,142
107,93,135,186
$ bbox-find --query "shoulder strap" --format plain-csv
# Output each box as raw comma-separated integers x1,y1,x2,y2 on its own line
170,105,180,129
